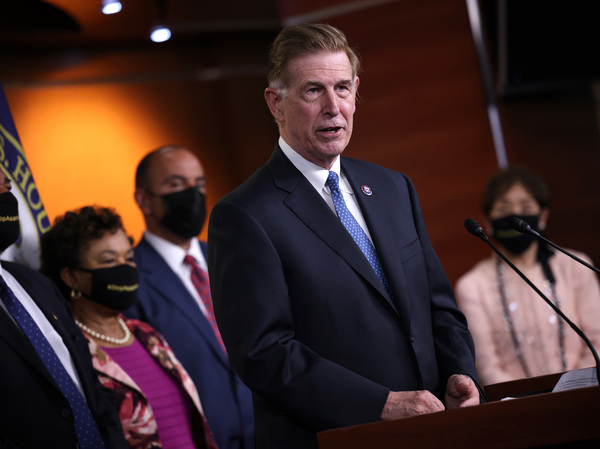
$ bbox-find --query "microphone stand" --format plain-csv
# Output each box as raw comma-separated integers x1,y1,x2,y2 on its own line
464,219,600,385
509,217,600,275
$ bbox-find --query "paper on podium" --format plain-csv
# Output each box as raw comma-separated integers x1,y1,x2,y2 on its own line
552,367,599,392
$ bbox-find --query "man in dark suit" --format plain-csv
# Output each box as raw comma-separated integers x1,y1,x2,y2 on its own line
207,24,482,449
0,171,127,448
125,145,254,449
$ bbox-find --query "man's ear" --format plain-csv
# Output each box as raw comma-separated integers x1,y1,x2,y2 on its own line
352,76,360,112
134,188,152,216
265,88,285,123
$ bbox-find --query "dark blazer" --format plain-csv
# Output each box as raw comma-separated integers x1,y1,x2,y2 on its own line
0,261,127,449
125,238,255,449
207,146,480,449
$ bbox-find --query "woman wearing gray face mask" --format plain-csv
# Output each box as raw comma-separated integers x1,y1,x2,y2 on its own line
40,205,217,449
455,166,600,387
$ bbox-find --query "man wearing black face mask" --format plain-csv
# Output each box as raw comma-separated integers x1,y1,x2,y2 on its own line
0,171,128,448
125,145,255,449
455,166,600,386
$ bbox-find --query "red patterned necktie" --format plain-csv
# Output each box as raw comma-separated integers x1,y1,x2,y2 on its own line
183,255,227,355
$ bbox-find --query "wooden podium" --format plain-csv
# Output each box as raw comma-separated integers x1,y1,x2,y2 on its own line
317,373,600,449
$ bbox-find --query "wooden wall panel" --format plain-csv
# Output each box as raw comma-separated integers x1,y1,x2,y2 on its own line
6,0,598,289
498,91,600,268
1,35,278,244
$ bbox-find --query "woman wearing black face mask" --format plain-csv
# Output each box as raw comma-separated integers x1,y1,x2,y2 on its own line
40,206,217,449
455,166,600,386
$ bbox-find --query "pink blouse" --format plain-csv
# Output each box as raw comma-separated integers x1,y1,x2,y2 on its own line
104,338,195,449
456,250,600,386
84,317,218,449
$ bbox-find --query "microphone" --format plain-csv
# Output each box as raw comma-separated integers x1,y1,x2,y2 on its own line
509,217,600,275
464,218,600,384
464,218,485,238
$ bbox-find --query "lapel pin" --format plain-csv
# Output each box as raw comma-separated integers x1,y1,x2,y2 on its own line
361,185,372,196
53,314,58,321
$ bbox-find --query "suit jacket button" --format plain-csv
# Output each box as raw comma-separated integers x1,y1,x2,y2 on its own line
410,336,415,343
62,408,71,418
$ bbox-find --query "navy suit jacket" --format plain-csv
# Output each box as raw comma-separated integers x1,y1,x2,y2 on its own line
207,146,479,449
125,237,255,449
0,261,127,449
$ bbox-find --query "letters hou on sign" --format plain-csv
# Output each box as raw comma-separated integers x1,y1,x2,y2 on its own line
0,86,50,269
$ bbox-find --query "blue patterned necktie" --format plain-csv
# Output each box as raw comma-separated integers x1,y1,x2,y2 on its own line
326,171,393,298
0,274,106,449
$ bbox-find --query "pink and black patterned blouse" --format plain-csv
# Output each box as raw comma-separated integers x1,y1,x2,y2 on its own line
83,317,218,449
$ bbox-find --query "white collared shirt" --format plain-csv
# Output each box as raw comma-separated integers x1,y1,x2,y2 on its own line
0,262,86,397
142,231,209,316
278,136,374,243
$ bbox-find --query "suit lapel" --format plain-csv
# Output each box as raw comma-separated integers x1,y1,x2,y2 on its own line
267,147,398,314
0,264,73,391
136,239,230,366
343,161,412,326
0,304,53,377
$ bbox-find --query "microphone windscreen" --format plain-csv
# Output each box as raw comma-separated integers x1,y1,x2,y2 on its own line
509,216,530,233
464,218,483,236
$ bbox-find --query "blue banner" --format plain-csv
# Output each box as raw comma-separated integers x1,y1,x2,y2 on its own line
0,83,50,269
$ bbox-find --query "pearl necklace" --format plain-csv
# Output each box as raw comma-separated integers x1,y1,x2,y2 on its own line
75,317,131,345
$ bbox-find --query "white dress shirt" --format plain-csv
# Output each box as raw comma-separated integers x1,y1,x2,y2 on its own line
142,230,210,316
279,136,375,244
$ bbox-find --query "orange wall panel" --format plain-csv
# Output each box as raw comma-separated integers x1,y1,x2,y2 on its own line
5,80,238,243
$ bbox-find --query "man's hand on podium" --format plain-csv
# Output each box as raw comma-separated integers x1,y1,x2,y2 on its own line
380,375,479,421
445,374,479,409
380,390,445,420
